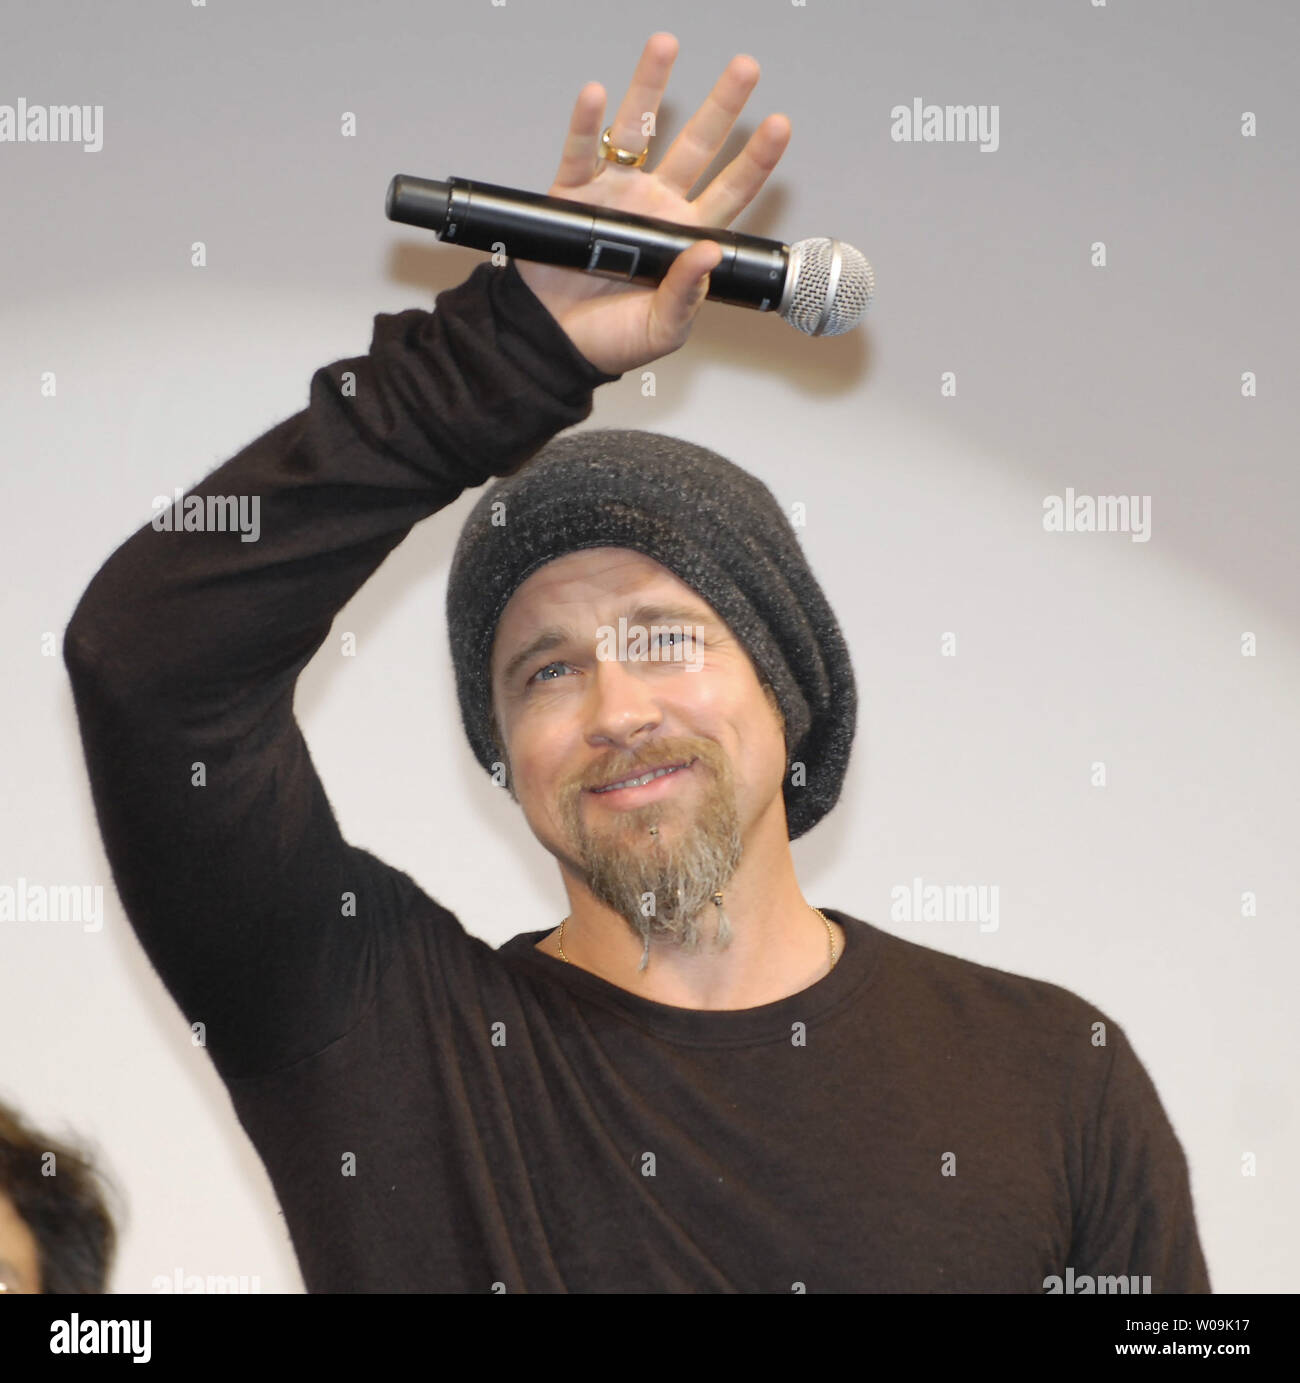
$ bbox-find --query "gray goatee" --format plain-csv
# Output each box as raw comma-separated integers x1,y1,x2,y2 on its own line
560,740,744,972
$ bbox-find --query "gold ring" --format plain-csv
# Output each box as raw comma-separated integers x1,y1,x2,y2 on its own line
599,126,649,168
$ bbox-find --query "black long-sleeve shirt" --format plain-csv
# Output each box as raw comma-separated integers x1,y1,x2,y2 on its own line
63,259,1211,1293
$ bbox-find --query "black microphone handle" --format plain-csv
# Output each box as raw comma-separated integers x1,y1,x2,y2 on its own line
387,175,792,313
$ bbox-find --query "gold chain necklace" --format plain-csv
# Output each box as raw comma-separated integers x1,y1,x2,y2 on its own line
557,905,839,969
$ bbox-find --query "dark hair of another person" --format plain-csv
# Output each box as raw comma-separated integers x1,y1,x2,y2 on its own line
0,1097,117,1293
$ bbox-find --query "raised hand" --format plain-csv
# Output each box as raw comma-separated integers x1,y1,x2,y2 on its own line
513,32,792,377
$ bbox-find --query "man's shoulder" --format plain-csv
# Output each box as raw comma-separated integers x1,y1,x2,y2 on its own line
857,916,1119,1041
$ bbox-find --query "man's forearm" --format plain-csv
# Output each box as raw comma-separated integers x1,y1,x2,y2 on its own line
63,259,621,697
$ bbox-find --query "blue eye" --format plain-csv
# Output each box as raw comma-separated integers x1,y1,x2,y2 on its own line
530,661,571,684
527,632,699,687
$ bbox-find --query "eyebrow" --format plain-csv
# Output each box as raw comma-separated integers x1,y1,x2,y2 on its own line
499,601,716,690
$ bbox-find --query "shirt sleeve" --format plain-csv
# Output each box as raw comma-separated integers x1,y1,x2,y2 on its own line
1069,1021,1212,1293
62,259,621,1083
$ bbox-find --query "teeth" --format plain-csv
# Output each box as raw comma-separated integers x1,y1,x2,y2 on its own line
595,764,684,793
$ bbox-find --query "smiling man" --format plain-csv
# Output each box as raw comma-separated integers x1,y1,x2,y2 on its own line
496,552,759,982
63,33,1209,1293
450,427,856,1010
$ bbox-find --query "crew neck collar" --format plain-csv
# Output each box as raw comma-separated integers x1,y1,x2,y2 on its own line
496,908,882,1047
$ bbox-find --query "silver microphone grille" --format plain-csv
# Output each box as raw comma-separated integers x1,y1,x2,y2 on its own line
781,238,875,336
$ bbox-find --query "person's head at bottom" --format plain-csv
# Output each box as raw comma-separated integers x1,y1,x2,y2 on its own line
0,1098,116,1293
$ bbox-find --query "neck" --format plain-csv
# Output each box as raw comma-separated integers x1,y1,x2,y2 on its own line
545,804,844,1009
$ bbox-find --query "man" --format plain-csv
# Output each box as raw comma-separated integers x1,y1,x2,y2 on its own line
63,33,1209,1292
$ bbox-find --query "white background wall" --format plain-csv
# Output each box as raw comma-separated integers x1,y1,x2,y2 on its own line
2,0,1296,1293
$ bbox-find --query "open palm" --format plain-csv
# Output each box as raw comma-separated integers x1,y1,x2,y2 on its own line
513,32,793,377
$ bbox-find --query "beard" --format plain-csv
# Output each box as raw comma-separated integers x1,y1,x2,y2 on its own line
557,737,744,972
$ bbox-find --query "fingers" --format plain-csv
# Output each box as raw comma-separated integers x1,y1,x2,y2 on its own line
653,53,763,199
689,112,792,226
549,34,787,215
550,34,678,189
605,32,678,162
551,82,607,188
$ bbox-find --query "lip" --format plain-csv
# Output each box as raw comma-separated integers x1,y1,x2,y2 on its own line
586,758,697,804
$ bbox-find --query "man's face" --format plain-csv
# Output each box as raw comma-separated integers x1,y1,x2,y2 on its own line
489,547,788,956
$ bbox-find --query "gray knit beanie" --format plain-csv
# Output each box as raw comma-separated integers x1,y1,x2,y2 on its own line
445,428,856,841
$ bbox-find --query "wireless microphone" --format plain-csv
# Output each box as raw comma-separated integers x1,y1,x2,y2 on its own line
386,174,874,337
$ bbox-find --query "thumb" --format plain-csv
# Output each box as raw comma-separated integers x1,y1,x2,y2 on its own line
685,239,724,304
654,240,724,343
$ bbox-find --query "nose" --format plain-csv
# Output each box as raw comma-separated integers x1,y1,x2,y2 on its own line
583,655,665,751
